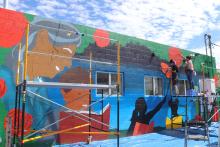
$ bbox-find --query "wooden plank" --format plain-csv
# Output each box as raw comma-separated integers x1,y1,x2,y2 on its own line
187,135,208,140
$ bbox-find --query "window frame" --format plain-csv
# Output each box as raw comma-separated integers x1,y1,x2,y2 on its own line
177,79,188,95
96,71,123,96
144,76,163,96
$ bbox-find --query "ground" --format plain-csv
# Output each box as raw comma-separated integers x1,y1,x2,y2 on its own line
54,122,219,147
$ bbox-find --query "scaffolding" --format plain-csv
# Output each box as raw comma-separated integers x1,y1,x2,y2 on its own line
168,63,220,147
170,95,210,147
11,23,121,147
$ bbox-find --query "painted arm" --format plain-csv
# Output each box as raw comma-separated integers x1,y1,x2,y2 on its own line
145,96,166,123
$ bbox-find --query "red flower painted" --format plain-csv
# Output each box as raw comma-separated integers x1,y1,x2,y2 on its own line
0,8,28,48
93,29,110,48
4,109,32,136
0,78,7,98
214,74,219,87
168,47,183,67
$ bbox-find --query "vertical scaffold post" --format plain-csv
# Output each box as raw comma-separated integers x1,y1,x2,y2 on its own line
13,43,22,146
170,77,173,130
88,44,92,143
17,85,21,137
101,89,104,129
201,63,206,120
184,96,188,147
89,51,92,85
88,89,92,143
13,85,18,146
117,41,120,147
6,117,12,147
21,23,29,147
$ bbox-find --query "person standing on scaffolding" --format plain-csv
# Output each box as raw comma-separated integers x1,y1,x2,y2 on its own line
169,59,179,95
185,56,194,90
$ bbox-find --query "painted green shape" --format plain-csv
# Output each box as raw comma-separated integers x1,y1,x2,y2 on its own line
0,47,12,65
0,101,7,147
24,13,35,22
75,24,95,54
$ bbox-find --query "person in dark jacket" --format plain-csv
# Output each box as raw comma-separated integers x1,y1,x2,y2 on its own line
169,59,179,95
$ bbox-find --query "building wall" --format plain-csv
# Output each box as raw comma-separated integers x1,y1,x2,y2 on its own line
0,8,217,146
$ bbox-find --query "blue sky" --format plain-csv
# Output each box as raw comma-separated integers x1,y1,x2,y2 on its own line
1,0,220,68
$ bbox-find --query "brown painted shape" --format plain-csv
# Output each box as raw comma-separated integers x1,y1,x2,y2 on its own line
59,67,91,110
61,89,90,110
27,29,76,80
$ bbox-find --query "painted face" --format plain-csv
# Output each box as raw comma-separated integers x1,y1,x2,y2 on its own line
27,29,76,80
135,98,147,112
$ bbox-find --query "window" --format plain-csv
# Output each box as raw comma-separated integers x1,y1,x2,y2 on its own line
144,76,163,96
96,72,123,96
178,80,189,95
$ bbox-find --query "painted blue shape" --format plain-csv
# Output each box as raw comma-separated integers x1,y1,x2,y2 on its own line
47,87,65,106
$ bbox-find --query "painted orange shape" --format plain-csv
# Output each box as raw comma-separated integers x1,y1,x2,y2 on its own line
4,108,32,136
214,74,219,87
93,29,110,48
0,8,28,48
133,122,154,136
168,47,183,67
160,62,171,78
0,78,7,98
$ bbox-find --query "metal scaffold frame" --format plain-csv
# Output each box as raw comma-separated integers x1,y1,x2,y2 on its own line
168,63,218,147
12,23,121,147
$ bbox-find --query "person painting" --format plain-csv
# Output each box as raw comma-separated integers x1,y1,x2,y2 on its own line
169,59,179,95
185,56,194,90
127,96,166,135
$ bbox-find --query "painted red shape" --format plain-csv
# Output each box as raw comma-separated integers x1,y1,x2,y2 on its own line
93,29,110,48
0,78,7,98
0,8,28,48
4,108,32,136
161,62,171,78
214,74,218,87
133,122,154,136
195,115,203,121
168,47,183,67
212,106,219,122
58,104,110,144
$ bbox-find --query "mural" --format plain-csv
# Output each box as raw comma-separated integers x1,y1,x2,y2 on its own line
0,8,217,146
127,96,166,136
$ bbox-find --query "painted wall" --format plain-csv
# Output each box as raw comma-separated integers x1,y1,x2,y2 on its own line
0,8,217,146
